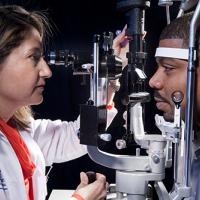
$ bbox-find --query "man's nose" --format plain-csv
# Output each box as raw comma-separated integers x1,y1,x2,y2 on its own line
149,70,163,89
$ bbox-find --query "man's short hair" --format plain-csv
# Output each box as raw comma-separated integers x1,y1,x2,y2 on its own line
160,12,200,48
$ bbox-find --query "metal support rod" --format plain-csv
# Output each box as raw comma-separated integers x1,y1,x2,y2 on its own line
173,104,182,184
174,142,178,182
93,35,100,106
90,73,94,102
184,0,200,187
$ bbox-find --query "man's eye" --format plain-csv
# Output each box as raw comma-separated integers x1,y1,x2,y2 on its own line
163,65,174,72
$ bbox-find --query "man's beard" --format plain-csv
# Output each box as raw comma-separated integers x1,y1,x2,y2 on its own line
154,91,174,122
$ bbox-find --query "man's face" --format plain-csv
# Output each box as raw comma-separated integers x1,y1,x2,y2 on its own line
149,39,188,122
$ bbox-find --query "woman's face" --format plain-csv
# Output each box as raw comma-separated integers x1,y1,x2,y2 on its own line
0,28,52,108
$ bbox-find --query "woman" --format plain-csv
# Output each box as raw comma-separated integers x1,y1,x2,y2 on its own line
0,5,120,200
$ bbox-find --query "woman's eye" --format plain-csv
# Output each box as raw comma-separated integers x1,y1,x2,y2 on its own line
30,53,42,64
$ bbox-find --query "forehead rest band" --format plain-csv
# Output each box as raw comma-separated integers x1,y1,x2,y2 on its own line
155,47,196,61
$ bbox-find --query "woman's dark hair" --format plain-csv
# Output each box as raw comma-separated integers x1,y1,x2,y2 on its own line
0,5,51,64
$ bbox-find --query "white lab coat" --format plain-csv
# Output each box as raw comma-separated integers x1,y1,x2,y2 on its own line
0,108,117,200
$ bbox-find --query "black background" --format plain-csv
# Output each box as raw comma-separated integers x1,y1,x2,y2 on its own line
0,0,181,199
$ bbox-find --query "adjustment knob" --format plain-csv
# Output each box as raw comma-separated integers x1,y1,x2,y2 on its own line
171,91,184,108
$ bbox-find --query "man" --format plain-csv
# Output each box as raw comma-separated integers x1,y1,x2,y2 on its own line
149,12,200,199
149,13,200,126
114,12,200,199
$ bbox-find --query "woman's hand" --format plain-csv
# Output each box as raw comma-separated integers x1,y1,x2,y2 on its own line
73,172,108,200
113,26,146,69
113,26,129,69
